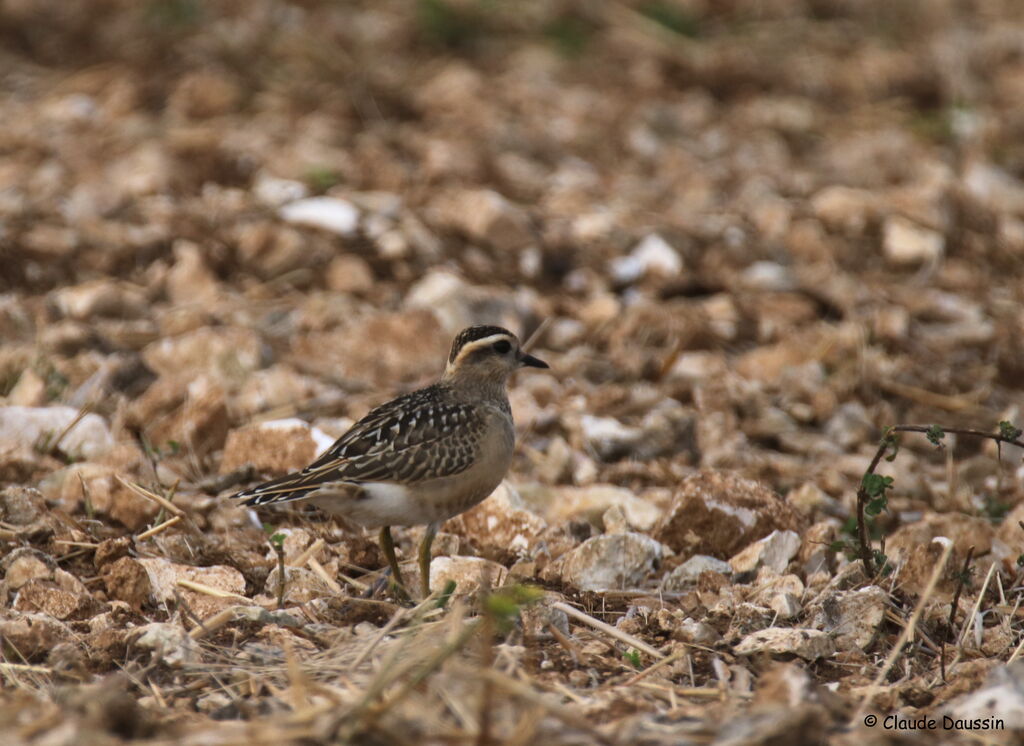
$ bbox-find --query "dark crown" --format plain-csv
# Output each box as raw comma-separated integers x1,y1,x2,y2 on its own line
448,325,515,364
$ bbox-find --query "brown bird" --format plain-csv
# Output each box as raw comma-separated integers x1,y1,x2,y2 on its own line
230,325,548,598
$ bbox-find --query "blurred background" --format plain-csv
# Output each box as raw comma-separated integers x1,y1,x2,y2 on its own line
2,0,1024,551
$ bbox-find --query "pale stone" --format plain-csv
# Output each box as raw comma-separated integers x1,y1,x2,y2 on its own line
254,173,308,207
8,369,46,407
555,533,663,592
0,406,114,461
662,555,732,590
942,660,1024,730
735,627,834,661
134,623,198,668
325,254,375,294
883,215,944,265
610,233,682,283
521,484,662,532
730,530,802,574
136,558,246,618
220,418,333,475
810,585,887,652
280,197,359,236
429,556,508,594
52,279,146,320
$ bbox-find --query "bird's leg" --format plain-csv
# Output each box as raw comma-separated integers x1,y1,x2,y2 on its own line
418,521,440,599
379,526,409,600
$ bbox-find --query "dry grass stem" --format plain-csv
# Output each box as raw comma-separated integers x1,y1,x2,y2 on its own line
188,606,240,640
115,475,185,517
290,538,326,567
958,561,997,646
308,557,344,594
136,515,183,540
176,579,251,602
552,601,665,660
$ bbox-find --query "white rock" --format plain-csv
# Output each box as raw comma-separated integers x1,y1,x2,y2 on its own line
451,189,532,251
429,556,508,594
740,261,794,291
601,504,630,534
0,406,114,461
557,532,663,592
580,414,643,460
254,173,309,207
446,482,547,557
51,280,146,320
943,661,1024,730
610,233,682,283
676,619,721,646
810,185,876,234
134,623,198,667
8,369,46,407
403,269,516,334
769,593,801,619
963,161,1024,215
734,627,834,661
883,216,944,266
404,270,471,333
810,585,887,651
521,484,662,532
662,554,732,590
261,417,335,455
136,558,246,618
280,197,359,236
729,530,801,574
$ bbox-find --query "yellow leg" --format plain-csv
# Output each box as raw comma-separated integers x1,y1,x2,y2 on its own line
418,522,439,599
379,526,408,599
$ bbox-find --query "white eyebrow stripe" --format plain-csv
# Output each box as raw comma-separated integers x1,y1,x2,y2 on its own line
451,334,516,366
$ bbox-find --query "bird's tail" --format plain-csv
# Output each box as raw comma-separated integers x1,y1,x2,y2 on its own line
230,470,320,507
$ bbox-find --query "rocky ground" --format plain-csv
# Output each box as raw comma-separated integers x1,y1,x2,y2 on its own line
3,0,1024,743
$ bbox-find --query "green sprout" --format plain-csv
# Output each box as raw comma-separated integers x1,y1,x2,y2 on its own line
999,421,1022,442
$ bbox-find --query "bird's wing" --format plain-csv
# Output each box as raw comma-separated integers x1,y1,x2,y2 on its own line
232,388,487,506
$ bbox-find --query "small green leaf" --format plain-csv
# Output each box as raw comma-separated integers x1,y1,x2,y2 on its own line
840,516,859,538
873,549,893,576
862,473,894,498
999,421,1023,442
865,496,888,517
485,593,520,620
269,532,286,548
305,166,342,193
483,584,544,631
926,424,946,447
623,648,642,668
828,540,848,553
434,580,457,609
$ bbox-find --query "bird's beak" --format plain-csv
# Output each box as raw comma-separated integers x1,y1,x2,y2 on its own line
519,352,549,369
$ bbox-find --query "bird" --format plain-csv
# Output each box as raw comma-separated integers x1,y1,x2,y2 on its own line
229,325,549,599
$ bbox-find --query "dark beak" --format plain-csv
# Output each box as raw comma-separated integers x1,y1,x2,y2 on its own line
519,352,549,369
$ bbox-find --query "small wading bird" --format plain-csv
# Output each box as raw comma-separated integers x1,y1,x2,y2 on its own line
230,325,548,599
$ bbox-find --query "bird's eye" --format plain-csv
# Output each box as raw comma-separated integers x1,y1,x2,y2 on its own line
492,340,511,354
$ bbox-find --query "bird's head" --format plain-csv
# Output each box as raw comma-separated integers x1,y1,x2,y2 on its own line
442,325,548,385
